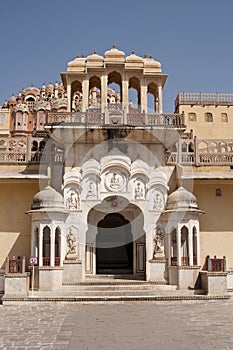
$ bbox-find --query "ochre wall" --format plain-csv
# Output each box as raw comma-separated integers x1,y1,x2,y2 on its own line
194,181,233,268
0,181,39,269
180,105,233,139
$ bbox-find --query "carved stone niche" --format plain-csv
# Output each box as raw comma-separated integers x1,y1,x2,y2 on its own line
82,174,99,200
64,186,81,211
104,168,127,193
152,188,166,211
132,177,146,200
152,227,165,260
65,226,79,260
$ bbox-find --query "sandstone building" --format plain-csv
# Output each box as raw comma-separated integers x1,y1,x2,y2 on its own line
0,46,232,299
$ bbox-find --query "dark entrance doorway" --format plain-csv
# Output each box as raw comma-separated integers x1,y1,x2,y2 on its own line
96,213,133,274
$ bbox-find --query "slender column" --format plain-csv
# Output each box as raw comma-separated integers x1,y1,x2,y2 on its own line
39,225,43,267
67,78,71,112
176,226,181,266
31,224,35,257
101,75,107,113
196,223,201,265
82,79,89,111
188,225,193,266
167,232,171,265
122,76,129,112
140,82,147,113
50,226,55,267
158,80,163,114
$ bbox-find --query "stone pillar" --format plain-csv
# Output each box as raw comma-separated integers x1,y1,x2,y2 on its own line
50,226,55,267
122,75,129,112
101,75,108,113
67,79,71,112
167,232,171,265
176,227,181,266
39,226,43,267
196,223,201,265
82,79,89,111
188,226,193,266
158,80,163,114
140,81,147,113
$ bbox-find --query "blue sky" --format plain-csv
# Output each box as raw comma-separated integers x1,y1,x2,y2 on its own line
0,0,233,112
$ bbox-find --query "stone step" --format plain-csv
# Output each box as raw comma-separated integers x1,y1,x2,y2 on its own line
28,289,204,297
60,284,177,291
3,293,230,305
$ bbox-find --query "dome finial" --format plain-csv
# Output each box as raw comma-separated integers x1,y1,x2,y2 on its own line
144,53,147,58
82,52,85,58
112,44,116,49
149,54,153,59
131,50,135,55
94,48,97,54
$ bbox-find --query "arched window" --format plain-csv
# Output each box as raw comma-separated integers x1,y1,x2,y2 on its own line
43,226,50,266
221,113,228,122
128,76,140,109
55,227,61,266
193,227,198,265
25,96,35,111
147,82,157,113
181,226,189,265
216,188,222,197
205,112,213,122
188,113,197,122
89,76,101,108
34,227,39,258
107,71,122,104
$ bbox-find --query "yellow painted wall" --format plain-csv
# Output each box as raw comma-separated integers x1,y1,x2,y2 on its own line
179,105,233,139
194,181,233,267
0,181,39,268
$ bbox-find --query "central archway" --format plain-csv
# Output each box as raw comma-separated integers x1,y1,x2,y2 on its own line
96,213,133,274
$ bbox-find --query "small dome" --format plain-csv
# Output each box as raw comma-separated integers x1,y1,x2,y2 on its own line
166,186,198,211
67,57,85,70
104,46,125,59
32,185,64,210
86,51,104,62
143,57,161,69
126,51,143,63
8,95,16,104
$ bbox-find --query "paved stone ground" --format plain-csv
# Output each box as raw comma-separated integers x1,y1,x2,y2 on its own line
0,300,233,350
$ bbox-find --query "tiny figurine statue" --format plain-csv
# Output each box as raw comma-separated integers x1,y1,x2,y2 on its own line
86,181,96,198
110,171,120,188
153,227,164,259
65,228,78,260
153,192,164,211
66,190,80,210
134,182,144,200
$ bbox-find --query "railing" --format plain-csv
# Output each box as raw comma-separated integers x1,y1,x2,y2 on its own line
47,110,185,128
166,138,233,166
175,92,233,109
207,256,226,272
42,257,50,266
55,257,60,266
170,257,190,266
5,256,25,274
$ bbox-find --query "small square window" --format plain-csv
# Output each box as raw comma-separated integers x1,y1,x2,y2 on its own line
221,113,228,122
188,113,196,122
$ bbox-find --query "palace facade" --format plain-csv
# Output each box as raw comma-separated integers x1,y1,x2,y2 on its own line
0,46,232,299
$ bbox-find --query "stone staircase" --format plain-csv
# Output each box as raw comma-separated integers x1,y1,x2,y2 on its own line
1,275,230,304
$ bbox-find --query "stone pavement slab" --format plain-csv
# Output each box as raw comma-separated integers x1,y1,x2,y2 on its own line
0,300,233,349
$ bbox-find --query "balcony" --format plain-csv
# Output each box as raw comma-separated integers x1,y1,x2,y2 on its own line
46,105,185,130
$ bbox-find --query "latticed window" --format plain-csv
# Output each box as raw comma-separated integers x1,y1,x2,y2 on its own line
221,113,228,122
188,113,196,122
205,112,213,122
